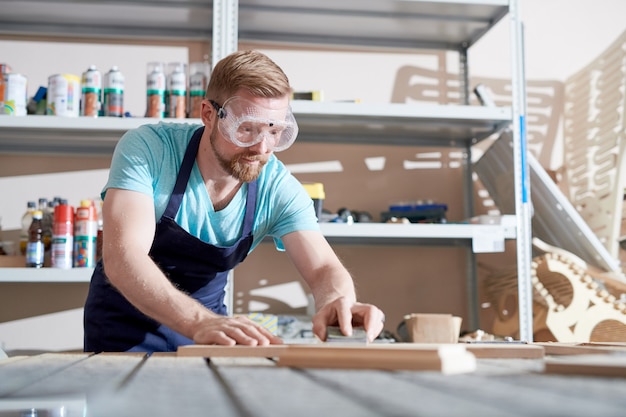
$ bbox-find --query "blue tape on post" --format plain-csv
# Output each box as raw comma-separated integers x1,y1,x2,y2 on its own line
520,115,529,203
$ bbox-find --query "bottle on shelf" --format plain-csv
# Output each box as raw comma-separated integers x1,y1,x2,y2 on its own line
96,199,104,262
166,62,187,119
19,201,37,256
188,60,210,118
38,197,53,266
74,199,98,268
25,210,44,268
146,62,166,118
0,216,6,255
51,200,75,269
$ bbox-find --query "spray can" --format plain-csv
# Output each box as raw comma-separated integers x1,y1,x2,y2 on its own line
1,73,27,116
188,61,210,118
47,74,80,117
80,65,102,117
167,62,187,119
0,64,9,113
74,199,98,268
51,201,74,269
103,66,124,117
146,62,166,118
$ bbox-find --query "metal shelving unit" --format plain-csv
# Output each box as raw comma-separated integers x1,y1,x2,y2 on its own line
0,103,511,154
0,0,530,338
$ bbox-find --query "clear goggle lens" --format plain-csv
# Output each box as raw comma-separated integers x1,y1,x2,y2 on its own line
214,96,298,152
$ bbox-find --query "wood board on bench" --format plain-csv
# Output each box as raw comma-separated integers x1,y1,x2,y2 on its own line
463,342,545,358
545,354,626,378
536,342,626,356
177,343,477,374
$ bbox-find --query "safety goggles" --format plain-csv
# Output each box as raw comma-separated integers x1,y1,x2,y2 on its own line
210,96,299,152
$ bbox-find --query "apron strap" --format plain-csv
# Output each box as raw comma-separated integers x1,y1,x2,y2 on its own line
163,127,204,219
241,180,257,236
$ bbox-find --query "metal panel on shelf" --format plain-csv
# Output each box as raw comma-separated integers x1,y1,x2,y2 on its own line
238,0,509,50
474,130,621,274
0,102,511,155
0,0,507,50
0,0,213,40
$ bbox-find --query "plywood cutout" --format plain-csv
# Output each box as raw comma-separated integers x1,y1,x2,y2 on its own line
484,242,626,342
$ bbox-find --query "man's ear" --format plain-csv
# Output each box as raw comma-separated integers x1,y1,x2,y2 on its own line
200,99,216,126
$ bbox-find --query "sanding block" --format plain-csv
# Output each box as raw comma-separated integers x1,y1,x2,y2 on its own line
325,326,368,343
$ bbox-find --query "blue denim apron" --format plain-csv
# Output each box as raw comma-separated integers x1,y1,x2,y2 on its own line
84,127,257,352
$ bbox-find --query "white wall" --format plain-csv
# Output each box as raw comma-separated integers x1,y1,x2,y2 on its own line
471,0,626,81
0,0,625,352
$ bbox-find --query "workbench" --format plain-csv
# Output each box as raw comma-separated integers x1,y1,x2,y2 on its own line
1,346,625,417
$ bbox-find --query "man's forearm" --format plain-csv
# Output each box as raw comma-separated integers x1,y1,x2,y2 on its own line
102,253,216,338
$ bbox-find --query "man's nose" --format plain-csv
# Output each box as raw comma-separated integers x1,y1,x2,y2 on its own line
248,134,271,153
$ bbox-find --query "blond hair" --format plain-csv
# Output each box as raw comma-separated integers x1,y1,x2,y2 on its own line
206,50,292,104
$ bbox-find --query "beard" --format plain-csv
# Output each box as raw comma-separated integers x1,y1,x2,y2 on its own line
210,127,268,182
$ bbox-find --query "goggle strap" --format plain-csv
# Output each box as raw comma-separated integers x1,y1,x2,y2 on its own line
209,99,227,119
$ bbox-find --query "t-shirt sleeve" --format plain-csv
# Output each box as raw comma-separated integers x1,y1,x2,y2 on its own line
256,161,320,251
102,125,162,199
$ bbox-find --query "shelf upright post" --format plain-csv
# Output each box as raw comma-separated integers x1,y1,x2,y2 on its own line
509,0,533,342
212,0,239,67
459,43,479,329
211,0,239,316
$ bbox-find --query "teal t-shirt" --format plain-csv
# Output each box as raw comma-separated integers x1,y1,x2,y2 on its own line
103,122,319,251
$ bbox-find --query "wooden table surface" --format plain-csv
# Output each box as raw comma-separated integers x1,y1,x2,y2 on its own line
1,349,626,417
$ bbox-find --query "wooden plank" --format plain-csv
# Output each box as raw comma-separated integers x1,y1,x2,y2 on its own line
277,344,476,373
209,357,277,367
544,354,626,378
88,355,242,417
537,342,626,355
212,362,386,417
0,353,90,396
177,344,287,358
464,342,545,358
9,352,146,397
178,343,477,373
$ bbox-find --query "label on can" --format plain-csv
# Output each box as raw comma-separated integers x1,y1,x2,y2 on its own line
47,74,81,117
167,67,187,119
146,67,166,118
81,65,102,117
188,71,206,119
74,235,97,268
1,73,27,116
52,235,74,269
103,66,124,117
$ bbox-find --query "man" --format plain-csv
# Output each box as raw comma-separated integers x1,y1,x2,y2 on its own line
84,50,385,353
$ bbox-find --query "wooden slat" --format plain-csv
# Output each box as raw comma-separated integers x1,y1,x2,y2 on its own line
8,352,147,398
545,354,626,378
177,344,287,358
88,355,242,417
537,342,626,355
464,343,545,358
0,353,90,396
297,368,528,417
178,343,477,373
212,362,384,417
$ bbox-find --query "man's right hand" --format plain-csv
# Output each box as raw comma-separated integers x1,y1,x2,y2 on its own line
192,315,283,346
